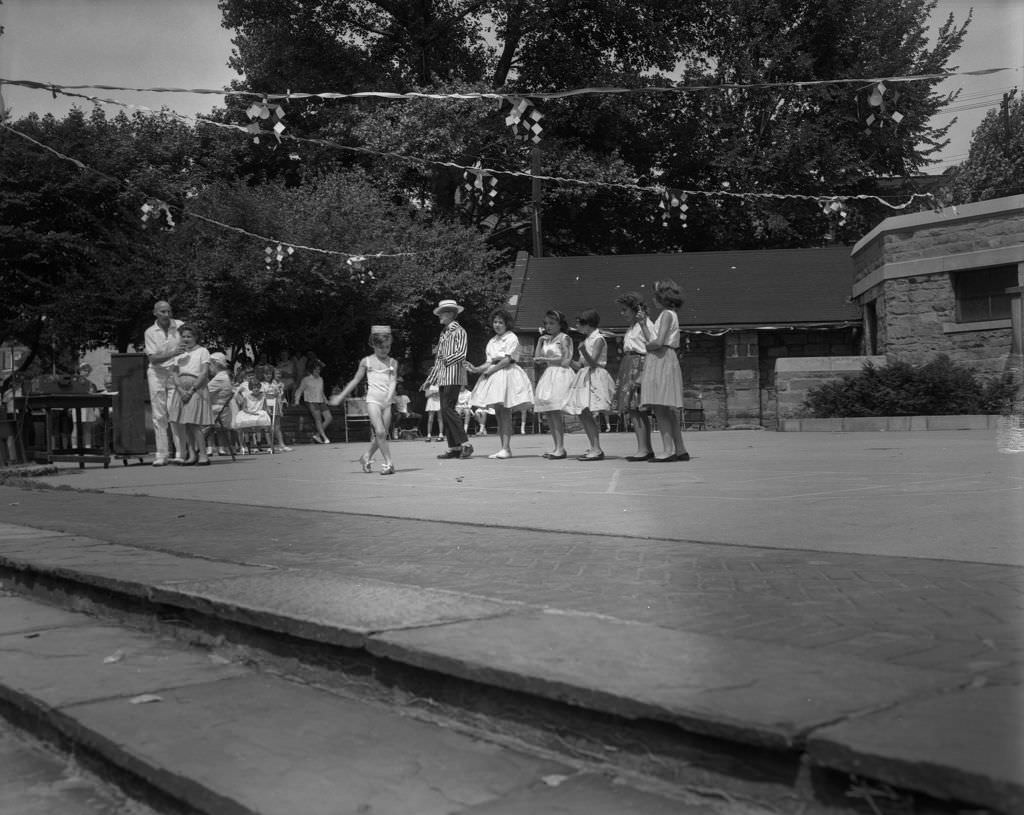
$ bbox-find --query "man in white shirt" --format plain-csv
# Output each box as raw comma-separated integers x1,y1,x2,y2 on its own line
143,301,184,466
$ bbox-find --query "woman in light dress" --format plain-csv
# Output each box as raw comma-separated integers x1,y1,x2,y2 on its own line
532,309,574,459
168,325,213,465
563,309,615,461
639,279,690,462
466,307,535,459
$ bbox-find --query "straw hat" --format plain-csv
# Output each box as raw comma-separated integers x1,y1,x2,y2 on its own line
209,352,229,366
432,299,465,316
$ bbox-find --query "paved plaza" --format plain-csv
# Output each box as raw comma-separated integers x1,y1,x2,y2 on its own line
1,428,1022,812
5,428,1024,679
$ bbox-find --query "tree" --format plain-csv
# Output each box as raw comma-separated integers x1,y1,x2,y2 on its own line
948,92,1024,203
218,0,970,255
0,108,199,380
163,169,506,378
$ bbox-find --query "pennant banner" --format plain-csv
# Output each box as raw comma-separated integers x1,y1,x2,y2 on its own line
2,65,1019,102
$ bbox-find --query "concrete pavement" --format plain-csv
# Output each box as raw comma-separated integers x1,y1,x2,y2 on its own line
0,429,1022,812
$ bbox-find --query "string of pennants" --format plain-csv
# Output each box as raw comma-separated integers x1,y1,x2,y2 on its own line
3,69,958,263
2,64,1018,101
10,80,940,212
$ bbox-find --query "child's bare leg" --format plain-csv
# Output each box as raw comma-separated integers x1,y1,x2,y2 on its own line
546,411,565,455
653,406,676,457
320,407,333,438
367,403,392,466
580,409,602,454
495,406,512,453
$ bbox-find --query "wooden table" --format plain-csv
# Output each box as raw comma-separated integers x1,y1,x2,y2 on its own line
14,393,115,468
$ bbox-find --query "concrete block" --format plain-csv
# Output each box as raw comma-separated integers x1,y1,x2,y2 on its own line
807,685,1024,814
64,674,562,815
926,415,989,431
794,419,843,432
152,571,515,648
0,596,96,636
887,417,911,431
368,611,961,750
842,418,889,432
0,625,248,709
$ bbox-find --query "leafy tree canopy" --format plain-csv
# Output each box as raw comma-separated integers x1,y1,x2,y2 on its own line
948,92,1024,203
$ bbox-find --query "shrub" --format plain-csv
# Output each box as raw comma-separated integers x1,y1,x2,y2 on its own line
803,355,1020,417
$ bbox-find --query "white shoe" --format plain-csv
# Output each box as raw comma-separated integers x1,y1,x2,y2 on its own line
488,450,511,459
152,457,168,467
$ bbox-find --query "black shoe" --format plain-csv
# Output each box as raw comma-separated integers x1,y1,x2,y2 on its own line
649,455,677,463
577,452,605,461
437,449,461,459
625,453,654,462
460,443,474,459
676,453,691,461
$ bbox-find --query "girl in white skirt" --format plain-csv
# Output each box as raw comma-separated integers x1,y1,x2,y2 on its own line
564,309,615,461
639,280,690,462
466,307,535,459
532,309,574,459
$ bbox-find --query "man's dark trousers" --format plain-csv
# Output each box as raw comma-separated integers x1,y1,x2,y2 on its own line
439,384,468,448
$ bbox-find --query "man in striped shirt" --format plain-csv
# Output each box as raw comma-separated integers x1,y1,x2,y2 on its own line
424,299,473,459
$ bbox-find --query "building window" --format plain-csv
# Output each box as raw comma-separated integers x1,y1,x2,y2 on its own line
954,266,1018,323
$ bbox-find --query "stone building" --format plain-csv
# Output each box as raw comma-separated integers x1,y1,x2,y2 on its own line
850,194,1024,374
509,247,860,428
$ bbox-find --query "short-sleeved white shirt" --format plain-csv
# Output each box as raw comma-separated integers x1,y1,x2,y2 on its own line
144,319,184,370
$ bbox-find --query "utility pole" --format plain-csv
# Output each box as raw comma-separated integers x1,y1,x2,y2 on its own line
1001,88,1018,145
531,145,543,257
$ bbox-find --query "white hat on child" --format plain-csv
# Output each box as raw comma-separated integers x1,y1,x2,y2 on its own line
370,325,392,335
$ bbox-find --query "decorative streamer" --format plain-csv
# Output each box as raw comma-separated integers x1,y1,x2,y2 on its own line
658,191,689,227
18,84,941,214
140,199,175,230
245,99,287,145
504,98,543,143
462,161,499,207
2,65,1019,102
860,81,904,133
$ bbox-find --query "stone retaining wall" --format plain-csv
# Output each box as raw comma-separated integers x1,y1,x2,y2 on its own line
774,356,885,423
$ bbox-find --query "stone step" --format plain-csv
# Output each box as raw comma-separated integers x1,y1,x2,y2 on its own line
1,523,1021,813
0,594,709,815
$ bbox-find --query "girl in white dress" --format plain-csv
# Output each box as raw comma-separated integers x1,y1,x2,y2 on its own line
423,384,442,441
330,326,398,474
564,309,615,461
639,280,690,462
532,309,574,459
466,308,535,459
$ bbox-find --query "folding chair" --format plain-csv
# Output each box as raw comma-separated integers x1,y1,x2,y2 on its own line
204,396,237,462
343,397,371,443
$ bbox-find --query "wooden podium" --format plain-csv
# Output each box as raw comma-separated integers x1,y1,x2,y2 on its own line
110,353,150,464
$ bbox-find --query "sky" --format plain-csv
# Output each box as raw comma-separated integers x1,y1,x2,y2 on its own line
0,0,1021,172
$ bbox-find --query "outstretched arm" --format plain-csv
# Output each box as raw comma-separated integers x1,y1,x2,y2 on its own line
329,361,367,405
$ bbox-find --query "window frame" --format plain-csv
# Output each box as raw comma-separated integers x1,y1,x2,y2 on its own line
953,265,1019,324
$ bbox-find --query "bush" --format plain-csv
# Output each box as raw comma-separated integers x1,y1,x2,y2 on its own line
803,355,1020,417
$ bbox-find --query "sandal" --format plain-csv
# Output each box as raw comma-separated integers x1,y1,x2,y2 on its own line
358,454,373,473
379,463,395,475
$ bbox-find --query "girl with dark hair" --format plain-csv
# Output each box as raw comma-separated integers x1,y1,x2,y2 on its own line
564,309,615,461
614,292,655,461
466,307,535,459
639,280,690,462
533,309,574,459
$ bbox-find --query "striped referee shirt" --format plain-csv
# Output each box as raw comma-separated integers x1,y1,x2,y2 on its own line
427,320,468,387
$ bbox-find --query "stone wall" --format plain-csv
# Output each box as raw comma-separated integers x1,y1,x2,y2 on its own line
775,356,886,422
759,328,859,429
682,334,726,428
852,196,1024,380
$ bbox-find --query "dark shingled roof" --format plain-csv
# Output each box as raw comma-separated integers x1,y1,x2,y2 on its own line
510,247,860,333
